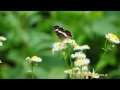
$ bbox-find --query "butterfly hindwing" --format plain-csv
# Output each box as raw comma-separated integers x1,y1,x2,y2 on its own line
64,30,72,37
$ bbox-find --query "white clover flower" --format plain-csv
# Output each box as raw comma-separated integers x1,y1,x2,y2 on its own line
52,42,67,54
74,45,90,51
0,60,2,63
64,69,72,74
71,52,86,59
74,59,84,66
0,42,3,46
105,33,120,44
91,69,99,79
0,36,7,41
63,39,77,46
26,56,42,63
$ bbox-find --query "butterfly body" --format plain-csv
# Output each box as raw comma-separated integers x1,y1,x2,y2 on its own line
53,25,73,40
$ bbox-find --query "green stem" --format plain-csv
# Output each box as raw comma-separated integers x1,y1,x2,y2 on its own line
105,39,108,50
95,40,108,72
31,64,34,79
71,68,75,79
64,55,69,69
95,50,107,72
61,51,69,69
68,46,74,79
79,66,84,79
107,42,112,51
68,46,73,68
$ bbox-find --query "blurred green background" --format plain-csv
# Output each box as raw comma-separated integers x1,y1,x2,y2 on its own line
0,11,120,79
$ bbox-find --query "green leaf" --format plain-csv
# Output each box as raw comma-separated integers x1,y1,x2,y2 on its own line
92,19,117,35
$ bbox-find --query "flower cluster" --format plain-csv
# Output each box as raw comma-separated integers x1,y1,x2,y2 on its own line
0,36,7,46
95,33,120,71
0,36,6,64
26,56,42,63
26,56,42,79
52,38,99,79
52,39,76,54
24,32,119,79
0,60,2,63
105,33,120,44
102,33,120,52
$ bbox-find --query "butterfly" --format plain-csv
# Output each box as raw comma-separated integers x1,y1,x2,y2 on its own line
53,25,73,40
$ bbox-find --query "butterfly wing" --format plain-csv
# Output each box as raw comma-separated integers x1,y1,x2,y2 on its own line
64,30,72,38
53,25,73,40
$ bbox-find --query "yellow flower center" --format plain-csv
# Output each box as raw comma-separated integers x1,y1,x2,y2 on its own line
108,34,114,39
84,45,88,47
72,40,75,42
74,54,77,57
66,39,70,43
32,56,37,59
77,61,83,65
107,34,120,41
80,55,84,58
74,45,79,48
91,73,95,77
57,42,63,47
113,35,119,40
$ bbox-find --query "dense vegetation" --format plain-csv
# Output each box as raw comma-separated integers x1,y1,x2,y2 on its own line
0,11,120,79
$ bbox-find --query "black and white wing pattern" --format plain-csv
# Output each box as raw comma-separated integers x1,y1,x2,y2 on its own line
53,25,73,40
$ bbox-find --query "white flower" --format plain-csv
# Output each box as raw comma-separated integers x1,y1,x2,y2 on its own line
0,36,7,41
74,58,90,66
71,52,86,59
0,42,3,46
93,73,99,78
26,56,42,63
84,71,91,79
91,69,99,79
64,69,72,74
0,60,2,63
63,39,77,46
105,33,120,44
26,57,31,63
52,42,67,54
83,58,90,65
76,70,81,78
74,59,84,66
31,56,42,62
82,65,88,71
74,45,90,51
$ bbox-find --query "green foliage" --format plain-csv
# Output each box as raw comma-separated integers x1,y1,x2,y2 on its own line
0,11,120,79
